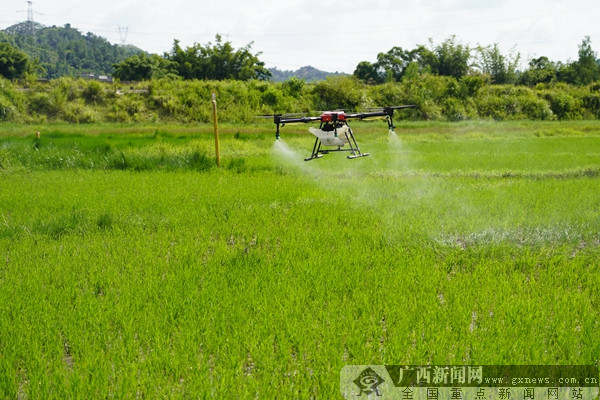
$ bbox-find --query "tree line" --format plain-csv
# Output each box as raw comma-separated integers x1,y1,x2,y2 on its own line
112,35,270,81
0,24,270,82
1,25,600,124
1,21,598,87
113,34,600,86
354,35,600,87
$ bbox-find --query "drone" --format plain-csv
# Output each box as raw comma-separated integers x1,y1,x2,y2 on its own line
271,105,415,161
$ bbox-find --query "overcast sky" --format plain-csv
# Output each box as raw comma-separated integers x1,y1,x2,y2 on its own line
1,0,599,73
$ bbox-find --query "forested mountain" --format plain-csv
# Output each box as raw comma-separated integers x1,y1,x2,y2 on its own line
0,22,143,79
269,66,347,82
1,22,340,81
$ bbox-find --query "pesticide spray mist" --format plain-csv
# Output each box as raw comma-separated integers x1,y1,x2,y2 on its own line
272,139,298,160
388,129,401,147
271,139,318,178
386,129,409,172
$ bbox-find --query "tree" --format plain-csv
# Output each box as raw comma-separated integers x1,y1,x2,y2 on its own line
353,39,469,83
0,42,32,79
166,35,270,81
353,46,416,83
556,36,600,85
113,53,178,81
417,36,471,79
518,56,556,86
353,61,381,84
574,36,599,85
474,43,520,84
376,46,420,82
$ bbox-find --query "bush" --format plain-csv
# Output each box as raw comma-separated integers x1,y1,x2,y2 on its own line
519,94,554,120
442,97,471,121
367,82,410,107
82,80,104,104
583,92,600,118
311,76,363,111
4,76,600,123
544,91,581,120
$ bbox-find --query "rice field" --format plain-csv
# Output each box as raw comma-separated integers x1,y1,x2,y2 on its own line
1,120,599,398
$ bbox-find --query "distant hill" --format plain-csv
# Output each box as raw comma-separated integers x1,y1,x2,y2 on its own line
269,66,348,82
1,22,346,81
0,22,143,79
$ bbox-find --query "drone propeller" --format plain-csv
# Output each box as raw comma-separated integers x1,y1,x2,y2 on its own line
387,105,416,110
256,113,305,119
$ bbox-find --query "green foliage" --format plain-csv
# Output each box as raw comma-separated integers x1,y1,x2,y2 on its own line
418,36,471,79
0,78,24,120
4,75,600,123
354,37,471,83
355,35,598,88
474,43,520,84
113,53,178,81
311,76,363,111
582,84,600,118
541,84,584,120
281,77,305,97
519,57,557,86
165,35,270,81
353,60,381,84
476,85,556,120
0,42,32,79
377,46,418,82
572,36,600,85
1,22,143,79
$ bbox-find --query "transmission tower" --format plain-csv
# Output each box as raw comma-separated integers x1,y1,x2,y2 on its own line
118,25,129,46
26,1,35,36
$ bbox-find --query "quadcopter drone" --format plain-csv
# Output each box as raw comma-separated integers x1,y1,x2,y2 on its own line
271,105,415,161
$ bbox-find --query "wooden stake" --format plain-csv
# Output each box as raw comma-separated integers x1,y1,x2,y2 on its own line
212,93,220,166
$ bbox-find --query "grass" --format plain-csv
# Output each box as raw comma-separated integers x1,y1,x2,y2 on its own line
0,120,599,398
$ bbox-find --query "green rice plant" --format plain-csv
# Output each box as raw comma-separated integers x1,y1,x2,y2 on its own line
0,121,599,398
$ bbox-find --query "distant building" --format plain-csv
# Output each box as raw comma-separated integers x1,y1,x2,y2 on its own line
81,73,113,83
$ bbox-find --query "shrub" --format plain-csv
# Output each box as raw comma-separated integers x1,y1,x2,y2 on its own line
311,76,363,111
544,91,581,120
82,80,105,104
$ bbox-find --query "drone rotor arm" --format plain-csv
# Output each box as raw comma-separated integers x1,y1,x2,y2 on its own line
273,114,322,139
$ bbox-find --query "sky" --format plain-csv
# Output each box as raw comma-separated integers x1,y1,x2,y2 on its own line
1,0,599,73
